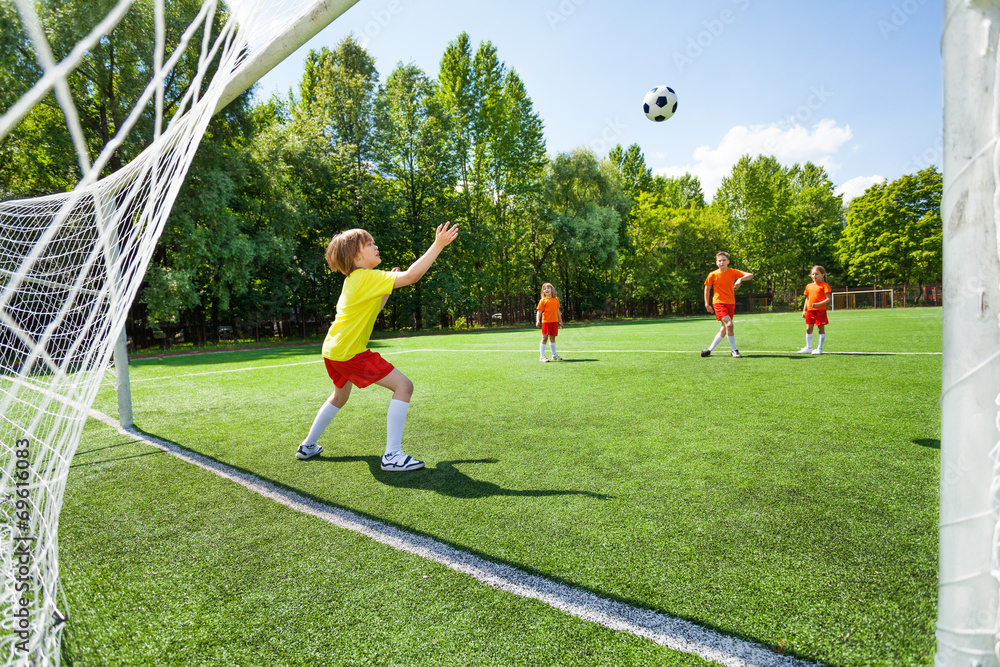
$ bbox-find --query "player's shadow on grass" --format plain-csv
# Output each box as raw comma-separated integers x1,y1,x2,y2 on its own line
325,456,611,500
914,438,940,449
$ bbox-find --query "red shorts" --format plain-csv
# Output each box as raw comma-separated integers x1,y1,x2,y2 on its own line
324,350,394,388
804,309,829,326
541,321,559,336
713,303,735,321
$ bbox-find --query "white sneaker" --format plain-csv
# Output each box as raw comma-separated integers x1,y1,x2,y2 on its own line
539,356,549,362
381,452,425,471
798,346,812,354
811,349,823,355
295,443,322,460
552,355,563,361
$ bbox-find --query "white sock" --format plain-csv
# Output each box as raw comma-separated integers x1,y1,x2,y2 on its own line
727,335,737,351
303,401,339,446
806,333,813,349
818,333,826,350
385,399,409,457
540,342,547,357
550,341,558,356
708,334,723,351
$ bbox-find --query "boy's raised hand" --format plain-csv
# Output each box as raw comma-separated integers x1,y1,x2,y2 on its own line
434,221,459,248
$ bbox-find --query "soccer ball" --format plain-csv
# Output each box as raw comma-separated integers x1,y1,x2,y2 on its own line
643,86,677,122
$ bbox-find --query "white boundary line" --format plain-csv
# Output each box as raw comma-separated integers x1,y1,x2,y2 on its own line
85,408,819,667
128,360,322,382
126,349,941,383
378,349,941,356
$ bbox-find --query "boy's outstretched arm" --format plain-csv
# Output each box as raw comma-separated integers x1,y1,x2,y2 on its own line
734,272,753,289
393,222,459,288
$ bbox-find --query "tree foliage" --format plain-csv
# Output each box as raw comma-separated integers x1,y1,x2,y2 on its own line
2,19,945,343
837,167,942,288
714,155,846,294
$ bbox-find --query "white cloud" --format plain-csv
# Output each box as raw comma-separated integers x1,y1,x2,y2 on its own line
835,175,885,203
654,119,854,200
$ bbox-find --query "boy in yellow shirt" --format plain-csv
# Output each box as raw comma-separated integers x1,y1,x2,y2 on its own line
296,222,459,471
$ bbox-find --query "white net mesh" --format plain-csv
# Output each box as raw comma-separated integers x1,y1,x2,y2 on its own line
0,0,354,663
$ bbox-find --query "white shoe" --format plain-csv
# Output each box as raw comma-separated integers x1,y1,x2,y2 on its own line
798,346,812,354
381,452,424,471
552,355,563,361
811,349,823,355
295,443,322,460
539,356,549,362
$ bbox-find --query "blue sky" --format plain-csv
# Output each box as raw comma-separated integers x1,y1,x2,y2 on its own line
254,0,943,203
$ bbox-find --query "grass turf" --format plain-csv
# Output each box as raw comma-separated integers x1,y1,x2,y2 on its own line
65,309,941,665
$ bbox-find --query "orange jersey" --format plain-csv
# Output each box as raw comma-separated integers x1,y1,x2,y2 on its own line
804,281,831,310
704,268,746,305
536,297,561,323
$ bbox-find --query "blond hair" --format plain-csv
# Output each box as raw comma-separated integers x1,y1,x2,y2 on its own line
541,282,558,298
811,265,827,277
325,229,373,276
716,251,730,259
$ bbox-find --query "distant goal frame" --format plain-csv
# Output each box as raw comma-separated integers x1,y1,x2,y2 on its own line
828,288,894,311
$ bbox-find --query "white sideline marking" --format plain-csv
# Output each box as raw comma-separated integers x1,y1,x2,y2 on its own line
380,349,941,356
128,349,940,383
128,360,322,382
87,408,818,667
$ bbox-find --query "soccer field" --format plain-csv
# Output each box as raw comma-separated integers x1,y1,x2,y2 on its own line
61,309,941,666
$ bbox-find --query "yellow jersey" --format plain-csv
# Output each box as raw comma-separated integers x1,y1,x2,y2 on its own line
322,269,396,361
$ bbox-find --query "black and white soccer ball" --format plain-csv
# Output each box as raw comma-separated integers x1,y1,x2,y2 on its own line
642,86,677,122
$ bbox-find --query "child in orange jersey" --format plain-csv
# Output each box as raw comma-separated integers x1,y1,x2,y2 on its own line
701,251,753,358
800,265,831,355
536,282,565,362
296,222,459,471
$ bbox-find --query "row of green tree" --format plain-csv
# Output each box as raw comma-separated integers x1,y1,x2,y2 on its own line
0,2,942,345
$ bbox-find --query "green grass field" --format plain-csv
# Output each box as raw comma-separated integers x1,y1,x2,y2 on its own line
61,309,941,666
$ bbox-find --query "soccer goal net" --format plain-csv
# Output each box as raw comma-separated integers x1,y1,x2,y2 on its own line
0,1,358,664
829,288,894,311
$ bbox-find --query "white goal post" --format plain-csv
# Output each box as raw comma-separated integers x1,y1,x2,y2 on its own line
939,1,1000,665
0,1,359,665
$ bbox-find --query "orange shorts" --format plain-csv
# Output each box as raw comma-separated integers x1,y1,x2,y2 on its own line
324,350,394,388
541,321,559,336
713,303,735,321
804,309,829,326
